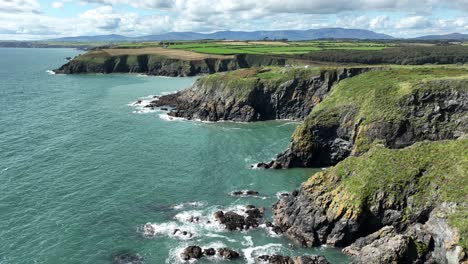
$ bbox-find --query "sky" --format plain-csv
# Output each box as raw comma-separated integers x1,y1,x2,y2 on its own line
1,0,468,40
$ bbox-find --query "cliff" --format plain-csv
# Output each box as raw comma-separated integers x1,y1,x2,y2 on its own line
272,138,467,263
266,67,468,168
53,49,290,76
147,67,373,121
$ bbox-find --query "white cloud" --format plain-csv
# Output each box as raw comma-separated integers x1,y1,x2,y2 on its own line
0,0,40,13
52,2,64,8
395,16,431,29
0,0,468,40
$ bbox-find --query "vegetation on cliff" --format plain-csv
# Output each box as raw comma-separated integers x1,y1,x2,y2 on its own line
274,138,467,263
149,66,371,121
272,66,468,168
298,45,468,65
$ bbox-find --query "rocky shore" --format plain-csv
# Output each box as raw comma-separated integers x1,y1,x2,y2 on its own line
146,67,373,121
272,139,467,263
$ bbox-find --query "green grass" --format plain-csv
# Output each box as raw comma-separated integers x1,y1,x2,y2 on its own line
197,66,323,99
311,66,468,124
305,139,468,248
291,66,468,154
165,41,393,55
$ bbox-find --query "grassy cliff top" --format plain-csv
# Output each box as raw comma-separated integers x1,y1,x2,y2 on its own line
310,66,468,124
195,67,325,99
304,138,468,248
72,48,233,63
291,66,468,151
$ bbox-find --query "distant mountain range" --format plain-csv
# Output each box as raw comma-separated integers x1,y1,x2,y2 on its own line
412,33,468,40
48,29,468,42
50,28,393,42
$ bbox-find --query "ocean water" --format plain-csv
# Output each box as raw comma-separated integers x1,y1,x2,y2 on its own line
0,48,349,264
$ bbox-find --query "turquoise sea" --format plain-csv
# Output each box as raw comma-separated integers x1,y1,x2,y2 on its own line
0,48,348,263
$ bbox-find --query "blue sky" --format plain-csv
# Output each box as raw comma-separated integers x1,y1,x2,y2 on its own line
1,0,468,40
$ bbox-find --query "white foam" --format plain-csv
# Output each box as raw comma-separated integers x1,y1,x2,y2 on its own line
205,233,237,243
46,70,55,75
242,243,283,264
141,222,197,240
277,121,300,127
276,191,290,199
172,201,206,210
242,236,254,247
158,113,185,122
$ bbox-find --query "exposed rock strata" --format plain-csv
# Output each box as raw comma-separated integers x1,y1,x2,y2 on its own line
54,54,288,76
272,139,467,264
268,78,468,168
148,67,372,121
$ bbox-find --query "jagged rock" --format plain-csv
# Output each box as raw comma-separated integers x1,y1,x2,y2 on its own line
256,254,329,264
342,226,425,264
180,246,203,260
273,139,467,264
217,248,240,259
270,77,468,169
203,248,216,256
213,205,264,231
148,67,372,122
231,190,259,196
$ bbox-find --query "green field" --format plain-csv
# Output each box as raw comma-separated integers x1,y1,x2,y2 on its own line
162,41,390,55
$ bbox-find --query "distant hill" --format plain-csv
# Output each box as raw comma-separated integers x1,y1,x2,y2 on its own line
412,33,468,40
51,34,130,42
49,28,394,42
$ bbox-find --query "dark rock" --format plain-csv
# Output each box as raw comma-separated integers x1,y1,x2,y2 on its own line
203,248,216,256
180,246,203,260
256,254,329,264
270,82,468,169
54,54,287,77
213,206,264,231
231,190,259,196
217,248,240,259
147,67,372,122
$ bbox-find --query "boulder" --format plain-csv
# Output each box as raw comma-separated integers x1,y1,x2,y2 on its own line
217,248,240,259
256,254,329,264
180,246,203,261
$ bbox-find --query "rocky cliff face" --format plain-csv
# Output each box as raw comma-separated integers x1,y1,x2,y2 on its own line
272,139,467,264
54,53,289,77
146,67,373,121
267,70,468,168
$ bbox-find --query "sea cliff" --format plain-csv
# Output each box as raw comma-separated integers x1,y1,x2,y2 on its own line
266,67,468,168
147,67,373,121
54,49,290,76
273,138,467,263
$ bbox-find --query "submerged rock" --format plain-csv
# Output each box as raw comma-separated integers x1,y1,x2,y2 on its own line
112,251,144,264
142,223,156,237
231,190,259,196
256,254,329,264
